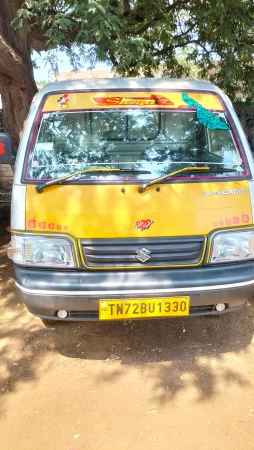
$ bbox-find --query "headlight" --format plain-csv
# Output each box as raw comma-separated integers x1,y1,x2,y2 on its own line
8,234,76,268
209,230,254,264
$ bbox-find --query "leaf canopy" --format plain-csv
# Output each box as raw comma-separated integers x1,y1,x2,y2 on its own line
11,0,254,100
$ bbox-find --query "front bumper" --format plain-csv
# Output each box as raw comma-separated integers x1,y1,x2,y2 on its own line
14,262,254,320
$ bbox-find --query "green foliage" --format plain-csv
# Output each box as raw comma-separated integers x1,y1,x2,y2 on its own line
13,0,254,100
36,80,48,87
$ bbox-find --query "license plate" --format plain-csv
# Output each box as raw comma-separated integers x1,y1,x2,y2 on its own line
99,297,190,320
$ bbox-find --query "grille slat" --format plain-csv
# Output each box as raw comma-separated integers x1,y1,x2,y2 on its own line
81,237,205,268
85,251,200,264
84,242,201,255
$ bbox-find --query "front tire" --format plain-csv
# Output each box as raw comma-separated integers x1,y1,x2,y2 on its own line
41,318,58,327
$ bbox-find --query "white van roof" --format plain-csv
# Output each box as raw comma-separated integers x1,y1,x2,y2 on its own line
38,78,221,96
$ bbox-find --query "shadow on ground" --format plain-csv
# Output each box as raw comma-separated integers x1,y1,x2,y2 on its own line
0,234,253,409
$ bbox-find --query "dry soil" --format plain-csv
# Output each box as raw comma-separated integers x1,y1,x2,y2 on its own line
0,234,254,450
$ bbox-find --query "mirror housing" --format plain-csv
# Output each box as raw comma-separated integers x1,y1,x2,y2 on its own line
0,133,16,165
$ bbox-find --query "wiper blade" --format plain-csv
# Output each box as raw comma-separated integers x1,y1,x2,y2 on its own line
138,166,237,193
35,168,151,193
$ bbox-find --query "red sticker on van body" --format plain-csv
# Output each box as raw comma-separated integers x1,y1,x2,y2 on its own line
135,219,153,231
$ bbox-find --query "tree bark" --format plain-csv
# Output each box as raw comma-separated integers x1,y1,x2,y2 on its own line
0,0,38,150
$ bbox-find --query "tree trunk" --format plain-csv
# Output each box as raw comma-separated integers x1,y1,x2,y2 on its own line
0,71,37,151
0,0,38,150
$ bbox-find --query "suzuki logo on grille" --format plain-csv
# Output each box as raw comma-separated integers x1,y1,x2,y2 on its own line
135,247,152,263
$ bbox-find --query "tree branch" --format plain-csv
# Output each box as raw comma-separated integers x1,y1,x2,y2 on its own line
153,44,173,58
153,39,216,58
108,51,119,67
122,0,131,16
130,13,165,36
0,35,30,80
185,40,216,58
128,0,190,36
175,22,197,39
29,17,97,52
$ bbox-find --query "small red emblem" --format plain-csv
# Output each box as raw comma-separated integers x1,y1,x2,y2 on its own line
27,218,37,229
0,143,5,154
241,212,249,223
39,220,46,229
135,219,153,231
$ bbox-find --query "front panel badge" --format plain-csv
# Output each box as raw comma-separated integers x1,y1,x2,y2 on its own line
135,219,153,231
135,247,152,263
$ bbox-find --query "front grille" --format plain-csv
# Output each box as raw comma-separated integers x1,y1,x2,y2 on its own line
80,237,205,268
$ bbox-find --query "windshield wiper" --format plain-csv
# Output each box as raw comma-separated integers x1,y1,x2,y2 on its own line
35,168,151,193
138,166,237,193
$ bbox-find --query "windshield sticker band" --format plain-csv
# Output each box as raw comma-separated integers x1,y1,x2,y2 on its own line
42,91,225,112
93,95,174,107
182,93,229,130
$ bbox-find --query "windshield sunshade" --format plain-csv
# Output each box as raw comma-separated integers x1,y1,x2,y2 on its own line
26,92,247,182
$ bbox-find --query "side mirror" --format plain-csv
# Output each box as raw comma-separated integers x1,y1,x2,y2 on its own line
0,132,16,165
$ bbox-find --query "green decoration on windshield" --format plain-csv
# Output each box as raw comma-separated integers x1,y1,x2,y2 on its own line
182,93,230,130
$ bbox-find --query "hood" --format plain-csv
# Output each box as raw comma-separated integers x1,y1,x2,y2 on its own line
25,180,252,238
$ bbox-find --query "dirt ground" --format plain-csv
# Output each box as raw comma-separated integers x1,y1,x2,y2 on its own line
1,233,254,450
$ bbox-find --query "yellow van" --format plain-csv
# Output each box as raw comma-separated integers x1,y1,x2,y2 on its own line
1,78,254,322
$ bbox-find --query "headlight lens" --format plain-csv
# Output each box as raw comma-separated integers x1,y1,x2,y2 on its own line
210,230,254,264
8,234,76,268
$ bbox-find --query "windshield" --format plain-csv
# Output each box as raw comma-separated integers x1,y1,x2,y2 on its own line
26,96,246,182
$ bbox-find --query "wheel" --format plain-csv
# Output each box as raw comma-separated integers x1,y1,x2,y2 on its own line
41,318,58,327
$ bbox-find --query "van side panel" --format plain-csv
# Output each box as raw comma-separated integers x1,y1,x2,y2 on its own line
11,185,26,230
